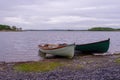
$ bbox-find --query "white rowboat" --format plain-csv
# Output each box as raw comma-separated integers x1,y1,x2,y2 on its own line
38,44,75,58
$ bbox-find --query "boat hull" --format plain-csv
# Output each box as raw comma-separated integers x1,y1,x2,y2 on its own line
75,38,110,53
39,44,75,58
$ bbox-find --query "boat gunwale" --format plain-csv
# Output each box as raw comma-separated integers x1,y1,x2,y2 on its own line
76,38,110,46
39,44,75,50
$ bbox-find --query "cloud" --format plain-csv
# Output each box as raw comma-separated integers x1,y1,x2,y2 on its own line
46,16,97,24
0,0,120,29
74,5,117,11
103,23,120,27
4,17,30,24
46,16,120,24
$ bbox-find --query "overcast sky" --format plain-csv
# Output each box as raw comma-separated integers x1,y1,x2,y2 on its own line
0,0,120,30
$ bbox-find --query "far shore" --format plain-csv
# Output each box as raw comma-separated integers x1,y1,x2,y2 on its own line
1,28,120,32
0,30,23,32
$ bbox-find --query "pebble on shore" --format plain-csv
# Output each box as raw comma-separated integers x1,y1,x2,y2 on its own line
0,54,120,80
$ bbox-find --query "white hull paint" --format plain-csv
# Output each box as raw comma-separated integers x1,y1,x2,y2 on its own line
39,44,75,58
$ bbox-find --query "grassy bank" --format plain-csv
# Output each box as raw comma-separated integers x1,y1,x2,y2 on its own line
13,59,83,72
14,61,63,72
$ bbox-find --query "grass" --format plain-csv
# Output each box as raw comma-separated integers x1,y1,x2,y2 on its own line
115,58,120,63
14,61,63,72
13,58,84,72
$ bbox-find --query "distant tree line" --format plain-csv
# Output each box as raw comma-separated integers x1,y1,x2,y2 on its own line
0,24,22,31
88,27,120,31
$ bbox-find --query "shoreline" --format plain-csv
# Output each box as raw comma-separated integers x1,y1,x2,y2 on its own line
0,31,23,32
1,52,120,63
0,53,120,65
0,54,120,80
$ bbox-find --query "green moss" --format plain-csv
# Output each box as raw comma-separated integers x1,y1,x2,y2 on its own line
115,58,120,63
14,61,63,72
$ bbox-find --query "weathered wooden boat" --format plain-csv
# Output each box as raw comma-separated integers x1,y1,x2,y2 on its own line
38,44,75,58
75,38,110,53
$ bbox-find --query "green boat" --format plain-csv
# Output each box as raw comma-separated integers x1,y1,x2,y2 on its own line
38,44,75,58
75,38,110,53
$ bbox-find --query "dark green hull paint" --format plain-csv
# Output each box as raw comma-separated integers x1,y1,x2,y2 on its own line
75,38,110,53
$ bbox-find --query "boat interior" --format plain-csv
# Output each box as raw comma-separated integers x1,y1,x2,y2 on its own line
38,43,67,50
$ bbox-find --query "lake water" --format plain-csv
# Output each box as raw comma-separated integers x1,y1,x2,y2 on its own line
0,31,120,62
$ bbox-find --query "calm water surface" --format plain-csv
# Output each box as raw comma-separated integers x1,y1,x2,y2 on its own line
0,31,120,62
